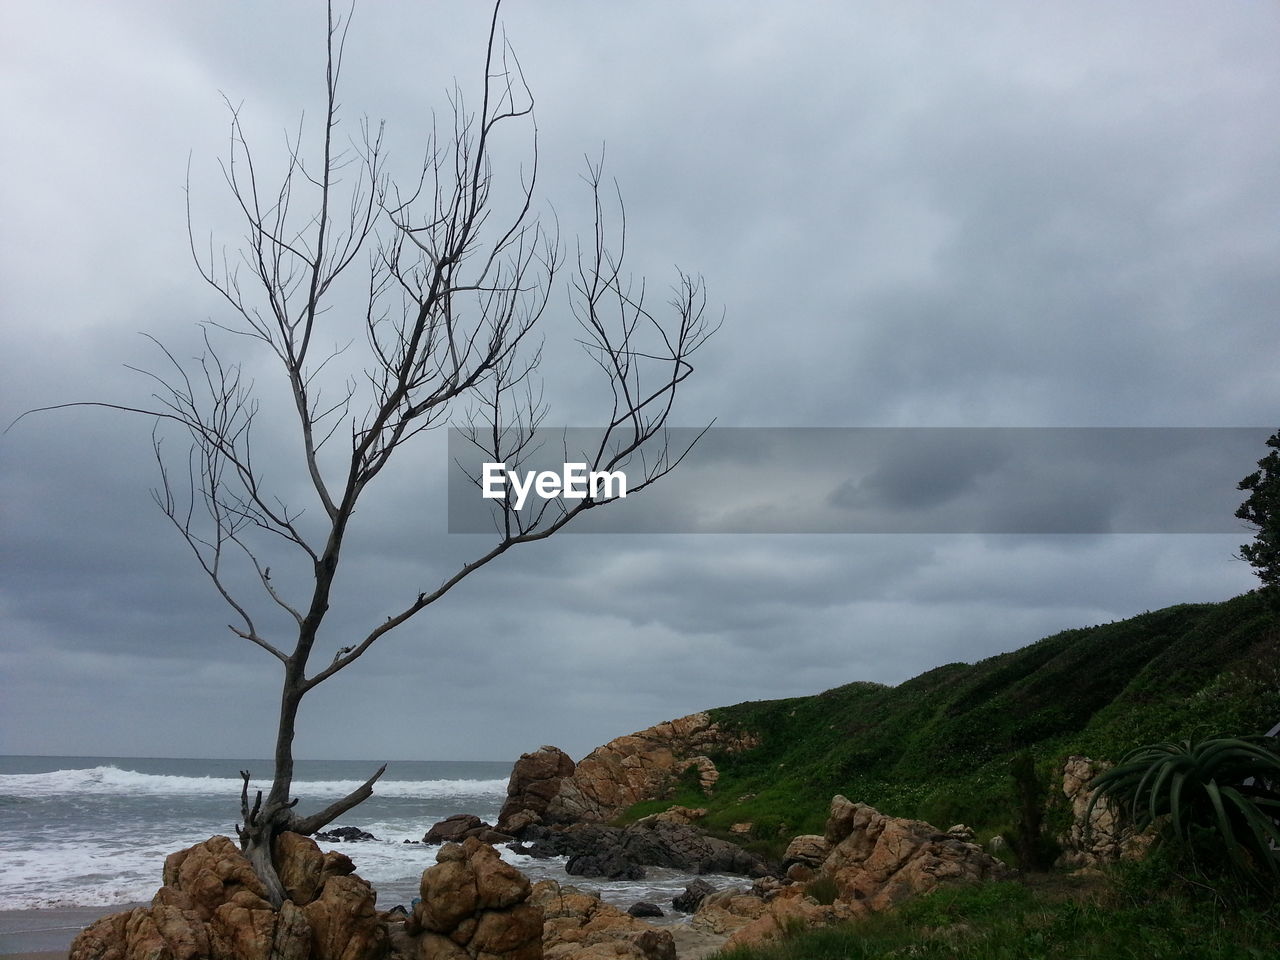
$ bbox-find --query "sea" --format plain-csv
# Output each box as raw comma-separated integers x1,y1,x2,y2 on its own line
0,756,743,915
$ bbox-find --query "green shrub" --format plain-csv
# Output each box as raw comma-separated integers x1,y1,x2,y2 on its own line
1088,734,1280,882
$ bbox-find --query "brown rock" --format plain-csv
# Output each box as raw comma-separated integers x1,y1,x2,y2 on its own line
782,834,831,869
303,874,387,960
820,798,1011,911
471,902,542,956
425,814,490,844
637,806,706,826
532,881,672,960
823,795,860,845
416,837,543,960
496,745,576,834
419,856,479,933
543,713,760,824
785,863,815,883
273,831,325,906
209,896,306,960
467,837,532,909
161,835,270,920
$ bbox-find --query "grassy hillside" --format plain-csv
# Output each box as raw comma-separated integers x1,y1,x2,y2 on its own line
631,591,1280,847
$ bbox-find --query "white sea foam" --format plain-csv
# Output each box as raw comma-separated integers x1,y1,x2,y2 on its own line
0,766,506,799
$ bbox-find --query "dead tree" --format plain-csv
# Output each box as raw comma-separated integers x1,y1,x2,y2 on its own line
24,1,715,906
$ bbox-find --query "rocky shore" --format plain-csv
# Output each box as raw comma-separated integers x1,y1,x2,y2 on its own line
63,709,1040,960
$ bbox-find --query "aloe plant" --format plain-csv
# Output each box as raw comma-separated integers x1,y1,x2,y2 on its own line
1088,735,1280,880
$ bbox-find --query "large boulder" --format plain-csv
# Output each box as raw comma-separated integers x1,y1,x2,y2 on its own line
424,813,512,845
692,885,858,951
820,796,1012,910
543,713,760,825
71,835,356,960
497,745,577,834
71,832,541,960
531,881,675,960
412,837,542,960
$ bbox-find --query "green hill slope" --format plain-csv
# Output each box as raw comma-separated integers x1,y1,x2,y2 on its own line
649,591,1280,844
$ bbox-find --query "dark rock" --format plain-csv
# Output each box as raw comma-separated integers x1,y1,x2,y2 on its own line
622,820,768,876
672,878,716,913
635,927,678,960
627,901,664,918
566,850,646,880
514,820,770,880
315,825,380,843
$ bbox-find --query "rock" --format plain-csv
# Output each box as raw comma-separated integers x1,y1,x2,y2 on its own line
425,814,487,843
273,831,326,906
416,837,542,960
1057,756,1152,867
782,835,831,870
689,883,861,949
785,863,815,883
946,824,976,842
71,831,541,960
497,745,577,834
820,796,1012,910
635,805,707,826
566,850,646,881
986,835,1008,856
672,879,716,913
626,902,664,918
543,713,760,825
161,835,271,919
315,825,380,843
526,820,768,880
729,822,752,835
532,880,675,960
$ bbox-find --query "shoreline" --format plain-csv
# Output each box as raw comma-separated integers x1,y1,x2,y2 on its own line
0,903,145,960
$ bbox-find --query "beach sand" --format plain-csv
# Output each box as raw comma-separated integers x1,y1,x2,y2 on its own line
0,904,143,960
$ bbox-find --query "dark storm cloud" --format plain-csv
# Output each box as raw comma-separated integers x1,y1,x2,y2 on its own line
2,1,1277,760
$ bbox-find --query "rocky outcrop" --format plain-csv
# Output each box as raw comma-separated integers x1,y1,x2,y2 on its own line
637,805,706,826
70,834,382,960
692,884,858,951
531,881,675,960
316,826,380,843
520,820,769,880
406,837,542,960
540,713,760,826
71,833,543,960
1057,755,1151,867
497,746,577,834
780,834,830,882
424,813,512,845
820,796,1012,910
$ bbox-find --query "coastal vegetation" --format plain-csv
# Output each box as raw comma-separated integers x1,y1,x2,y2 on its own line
619,591,1279,857
713,852,1280,960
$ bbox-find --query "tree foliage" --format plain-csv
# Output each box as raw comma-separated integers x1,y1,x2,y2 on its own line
1237,429,1280,597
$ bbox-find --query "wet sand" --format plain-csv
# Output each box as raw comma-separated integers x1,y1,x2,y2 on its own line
0,904,143,959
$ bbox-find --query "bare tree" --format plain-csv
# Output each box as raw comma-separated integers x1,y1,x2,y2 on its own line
22,2,715,906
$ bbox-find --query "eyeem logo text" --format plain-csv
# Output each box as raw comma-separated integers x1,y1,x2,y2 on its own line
481,462,628,510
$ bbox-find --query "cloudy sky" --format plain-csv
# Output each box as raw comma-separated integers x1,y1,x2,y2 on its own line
2,1,1278,763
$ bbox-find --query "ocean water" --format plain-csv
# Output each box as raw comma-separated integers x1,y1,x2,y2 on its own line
0,756,744,914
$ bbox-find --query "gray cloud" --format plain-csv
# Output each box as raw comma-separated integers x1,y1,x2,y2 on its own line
2,0,1276,761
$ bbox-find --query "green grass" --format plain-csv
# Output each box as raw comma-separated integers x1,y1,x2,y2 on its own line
712,857,1280,960
635,592,1280,848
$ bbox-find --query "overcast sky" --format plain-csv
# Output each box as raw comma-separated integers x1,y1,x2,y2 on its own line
2,1,1278,763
